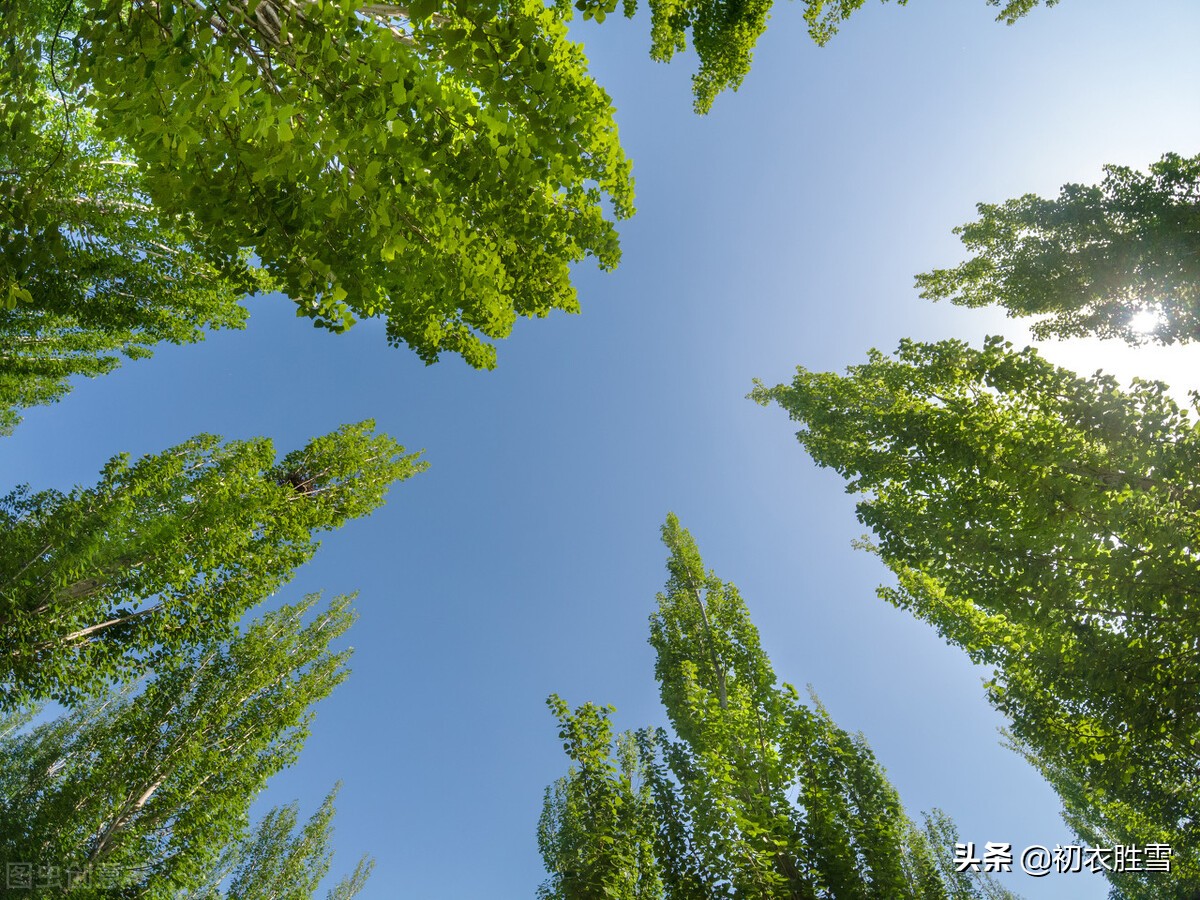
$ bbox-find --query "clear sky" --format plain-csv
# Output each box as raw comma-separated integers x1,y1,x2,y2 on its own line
3,1,1199,897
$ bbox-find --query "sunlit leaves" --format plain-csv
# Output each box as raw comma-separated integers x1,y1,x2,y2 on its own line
32,0,636,368
539,516,1020,899
754,338,1200,891
0,10,264,435
599,0,1057,113
917,153,1200,344
0,595,371,898
194,782,374,900
539,697,661,900
0,420,424,706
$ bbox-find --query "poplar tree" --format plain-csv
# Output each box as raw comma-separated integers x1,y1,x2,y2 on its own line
195,787,374,900
752,338,1200,892
0,42,265,434
3,0,634,370
916,153,1200,345
539,515,1020,899
0,594,371,898
0,420,424,706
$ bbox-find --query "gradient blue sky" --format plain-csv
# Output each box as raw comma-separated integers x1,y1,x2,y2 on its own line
4,1,1199,897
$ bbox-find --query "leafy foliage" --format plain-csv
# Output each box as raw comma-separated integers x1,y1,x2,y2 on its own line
5,0,635,370
916,153,1200,344
0,6,266,435
0,420,424,706
0,594,369,898
1007,743,1191,900
753,338,1200,893
539,515,1021,899
538,700,662,900
573,0,1058,112
0,0,1065,395
184,783,374,900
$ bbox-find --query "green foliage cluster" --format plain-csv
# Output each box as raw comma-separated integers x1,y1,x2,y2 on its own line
1,30,424,869
0,0,1061,429
574,0,1056,112
0,4,265,434
917,153,1200,345
0,420,423,707
4,0,635,370
539,517,1021,900
753,338,1200,894
204,786,375,900
0,595,372,898
0,416,419,896
539,700,662,900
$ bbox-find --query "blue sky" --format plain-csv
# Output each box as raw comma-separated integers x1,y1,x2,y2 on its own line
3,1,1199,897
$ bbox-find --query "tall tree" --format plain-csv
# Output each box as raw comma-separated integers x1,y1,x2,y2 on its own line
182,784,374,900
0,420,424,706
752,337,1200,892
1006,741,1185,900
0,594,371,898
539,515,1020,899
574,0,1058,112
0,17,267,435
915,153,1200,345
538,701,662,900
3,0,634,370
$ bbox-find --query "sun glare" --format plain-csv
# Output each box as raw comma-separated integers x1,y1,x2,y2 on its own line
1129,308,1165,335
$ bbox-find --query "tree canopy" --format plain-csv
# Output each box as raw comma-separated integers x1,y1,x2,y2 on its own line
538,515,1020,899
753,338,1200,892
3,0,634,371
916,153,1200,345
0,0,1066,394
0,420,424,706
0,0,1070,426
196,785,373,900
0,28,266,435
575,0,1058,112
0,593,371,898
